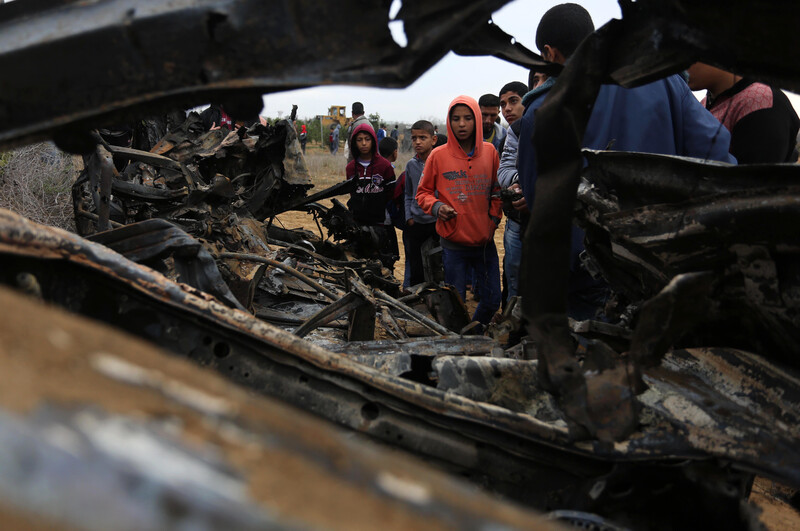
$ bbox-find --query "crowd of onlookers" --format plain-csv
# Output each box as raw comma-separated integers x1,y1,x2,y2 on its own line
205,4,800,330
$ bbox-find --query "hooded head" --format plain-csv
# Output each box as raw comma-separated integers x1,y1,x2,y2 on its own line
445,95,483,158
301,124,307,133
349,122,378,160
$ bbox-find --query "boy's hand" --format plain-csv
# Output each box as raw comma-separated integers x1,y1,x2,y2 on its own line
438,204,457,221
509,183,529,213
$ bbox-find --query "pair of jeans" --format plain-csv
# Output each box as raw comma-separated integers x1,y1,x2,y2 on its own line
503,218,523,299
442,241,501,325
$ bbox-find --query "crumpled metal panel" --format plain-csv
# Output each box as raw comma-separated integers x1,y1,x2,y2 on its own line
0,208,571,442
639,348,800,482
577,151,800,368
0,0,516,150
0,285,564,531
434,357,566,422
431,349,800,488
0,208,797,529
606,1,800,91
89,218,246,311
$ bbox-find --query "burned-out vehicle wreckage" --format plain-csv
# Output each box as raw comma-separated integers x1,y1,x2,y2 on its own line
0,0,799,529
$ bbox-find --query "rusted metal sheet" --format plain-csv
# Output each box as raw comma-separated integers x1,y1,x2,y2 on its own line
576,151,800,370
1,209,797,529
605,1,800,91
0,0,526,151
89,218,247,310
0,286,565,531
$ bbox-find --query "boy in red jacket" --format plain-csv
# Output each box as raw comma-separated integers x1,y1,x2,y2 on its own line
416,96,502,326
345,122,397,268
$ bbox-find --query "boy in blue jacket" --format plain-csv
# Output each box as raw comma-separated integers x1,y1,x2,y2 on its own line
518,3,737,320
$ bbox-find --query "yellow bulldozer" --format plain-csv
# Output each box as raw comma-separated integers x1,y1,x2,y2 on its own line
319,105,348,130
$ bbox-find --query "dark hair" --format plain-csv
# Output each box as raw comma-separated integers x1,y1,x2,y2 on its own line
352,101,364,115
478,94,500,107
411,120,435,135
379,137,398,158
449,103,473,119
536,3,594,58
499,81,528,99
527,70,539,90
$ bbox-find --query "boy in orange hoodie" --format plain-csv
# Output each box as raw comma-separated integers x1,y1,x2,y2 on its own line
416,96,502,326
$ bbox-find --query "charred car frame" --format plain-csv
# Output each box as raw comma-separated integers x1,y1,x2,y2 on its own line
0,1,799,530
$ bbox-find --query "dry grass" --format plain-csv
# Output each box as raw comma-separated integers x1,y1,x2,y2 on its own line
0,143,77,232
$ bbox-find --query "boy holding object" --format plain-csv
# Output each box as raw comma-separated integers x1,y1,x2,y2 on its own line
416,96,502,326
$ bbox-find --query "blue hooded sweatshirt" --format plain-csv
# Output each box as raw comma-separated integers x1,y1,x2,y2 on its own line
517,74,737,319
519,74,736,209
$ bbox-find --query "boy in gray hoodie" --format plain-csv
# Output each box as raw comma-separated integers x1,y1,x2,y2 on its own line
403,120,438,286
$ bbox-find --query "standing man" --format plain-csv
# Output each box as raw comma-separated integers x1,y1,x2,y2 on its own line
687,63,799,163
479,94,506,152
330,125,339,155
390,124,399,140
518,3,736,320
377,123,387,142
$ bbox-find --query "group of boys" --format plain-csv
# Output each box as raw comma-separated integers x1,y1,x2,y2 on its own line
339,3,799,329
343,96,504,329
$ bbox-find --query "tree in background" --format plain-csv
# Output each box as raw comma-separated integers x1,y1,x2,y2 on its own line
368,112,381,132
